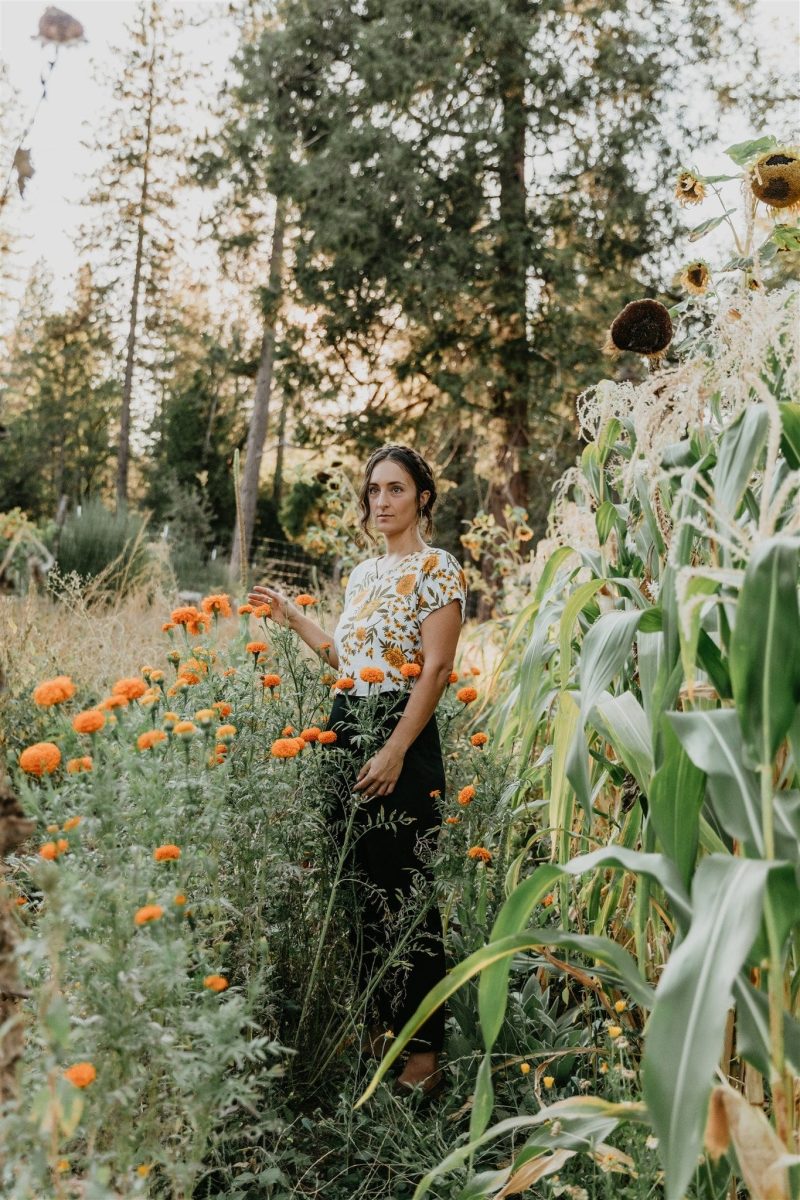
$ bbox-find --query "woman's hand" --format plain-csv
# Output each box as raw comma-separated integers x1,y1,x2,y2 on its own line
247,584,299,628
353,742,406,798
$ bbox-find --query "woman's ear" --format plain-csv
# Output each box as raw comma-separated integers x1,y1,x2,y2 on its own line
418,489,431,512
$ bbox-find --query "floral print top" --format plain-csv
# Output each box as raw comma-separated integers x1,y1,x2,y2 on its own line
333,548,467,694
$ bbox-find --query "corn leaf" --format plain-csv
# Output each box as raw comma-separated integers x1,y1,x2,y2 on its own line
729,536,800,770
642,856,777,1200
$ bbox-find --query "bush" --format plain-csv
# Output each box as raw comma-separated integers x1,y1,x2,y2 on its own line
50,500,152,597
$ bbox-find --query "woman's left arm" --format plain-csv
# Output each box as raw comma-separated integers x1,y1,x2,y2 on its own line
353,600,462,797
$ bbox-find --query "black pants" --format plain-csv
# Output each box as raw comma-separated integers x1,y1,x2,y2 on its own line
323,691,446,1052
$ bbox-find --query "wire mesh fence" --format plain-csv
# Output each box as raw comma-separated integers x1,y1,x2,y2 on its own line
249,535,337,594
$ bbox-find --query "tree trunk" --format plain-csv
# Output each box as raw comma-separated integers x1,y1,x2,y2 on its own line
486,12,531,525
229,198,287,579
271,383,290,509
116,20,158,509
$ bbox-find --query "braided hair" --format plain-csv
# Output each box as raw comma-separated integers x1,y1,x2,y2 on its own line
358,445,438,543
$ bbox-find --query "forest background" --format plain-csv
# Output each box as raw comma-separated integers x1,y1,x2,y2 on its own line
1,0,797,603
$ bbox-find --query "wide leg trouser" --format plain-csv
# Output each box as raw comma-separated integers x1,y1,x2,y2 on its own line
324,691,446,1052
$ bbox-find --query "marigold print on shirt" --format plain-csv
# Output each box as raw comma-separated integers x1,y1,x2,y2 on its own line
333,547,467,695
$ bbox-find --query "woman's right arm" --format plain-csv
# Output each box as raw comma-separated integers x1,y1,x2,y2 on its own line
247,584,340,670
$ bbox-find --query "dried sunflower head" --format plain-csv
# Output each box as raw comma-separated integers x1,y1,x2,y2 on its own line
678,260,711,296
748,148,800,213
674,170,706,207
604,300,673,360
36,7,85,46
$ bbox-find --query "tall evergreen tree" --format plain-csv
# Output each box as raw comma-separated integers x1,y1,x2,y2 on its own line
0,265,120,518
78,0,189,507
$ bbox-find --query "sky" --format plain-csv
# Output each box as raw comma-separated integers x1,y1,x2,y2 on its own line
0,0,798,329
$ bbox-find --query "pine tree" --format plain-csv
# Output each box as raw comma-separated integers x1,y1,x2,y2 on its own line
0,264,120,518
78,0,189,507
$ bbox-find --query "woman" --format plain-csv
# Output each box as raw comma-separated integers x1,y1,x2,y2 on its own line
248,444,466,1096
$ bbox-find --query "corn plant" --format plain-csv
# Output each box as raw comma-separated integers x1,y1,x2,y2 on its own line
360,137,800,1200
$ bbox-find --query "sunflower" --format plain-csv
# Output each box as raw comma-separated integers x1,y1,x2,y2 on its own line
674,169,705,206
678,260,711,296
749,148,800,213
604,299,673,360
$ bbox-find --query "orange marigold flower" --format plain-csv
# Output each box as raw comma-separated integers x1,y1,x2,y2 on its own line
456,686,478,704
194,708,216,726
174,893,187,906
138,687,161,708
470,732,489,747
457,785,476,807
183,656,209,676
271,738,300,759
317,730,337,745
246,641,268,657
134,904,164,926
445,816,461,825
542,893,555,908
470,666,481,676
262,673,281,689
162,711,179,728
213,701,232,717
334,677,355,691
137,729,168,751
400,663,422,679
150,669,165,683
154,844,181,861
162,622,175,633
72,709,105,734
300,726,321,743
171,605,202,628
178,671,201,686
20,742,61,777
222,667,237,677
112,677,147,702
201,593,232,617
238,603,254,615
56,838,69,855
174,721,197,738
33,675,76,707
15,895,26,906
295,593,317,607
203,974,229,992
430,789,441,798
467,846,492,863
252,604,271,618
216,723,236,742
448,672,459,684
47,823,59,832
99,695,128,711
63,815,82,830
359,667,385,685
39,841,59,860
66,756,92,774
64,1062,96,1088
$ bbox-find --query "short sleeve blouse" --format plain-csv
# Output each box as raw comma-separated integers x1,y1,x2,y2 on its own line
333,547,467,694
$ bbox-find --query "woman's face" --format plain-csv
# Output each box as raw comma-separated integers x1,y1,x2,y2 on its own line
367,458,429,536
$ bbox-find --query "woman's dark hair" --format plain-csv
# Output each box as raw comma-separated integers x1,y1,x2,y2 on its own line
358,445,437,543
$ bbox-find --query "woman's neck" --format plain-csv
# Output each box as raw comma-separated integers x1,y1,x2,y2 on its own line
381,531,428,561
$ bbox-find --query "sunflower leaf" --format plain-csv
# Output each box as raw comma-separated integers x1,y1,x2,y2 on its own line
724,136,777,166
